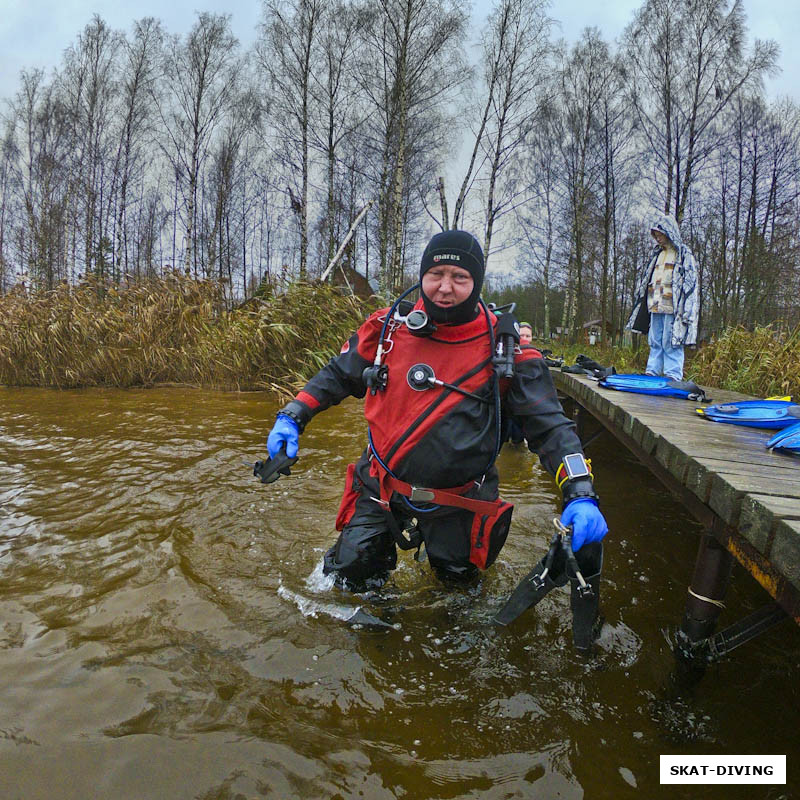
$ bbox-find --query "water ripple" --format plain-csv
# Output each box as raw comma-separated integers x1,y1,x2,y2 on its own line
1,387,799,799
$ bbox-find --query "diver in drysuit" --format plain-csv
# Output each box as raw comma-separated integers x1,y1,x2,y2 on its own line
265,230,608,647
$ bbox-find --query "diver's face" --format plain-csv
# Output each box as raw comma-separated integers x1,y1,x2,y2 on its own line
422,264,474,308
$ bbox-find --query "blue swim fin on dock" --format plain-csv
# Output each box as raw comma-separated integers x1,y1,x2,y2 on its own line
598,373,709,401
766,421,800,454
696,399,800,429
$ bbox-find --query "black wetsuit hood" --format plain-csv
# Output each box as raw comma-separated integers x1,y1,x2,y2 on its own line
419,230,485,325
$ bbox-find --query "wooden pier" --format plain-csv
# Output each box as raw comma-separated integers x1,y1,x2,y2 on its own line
552,371,800,643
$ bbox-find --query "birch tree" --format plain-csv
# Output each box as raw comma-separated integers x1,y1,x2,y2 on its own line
0,121,17,291
258,0,325,281
61,15,121,280
11,70,71,288
110,17,162,278
358,0,468,292
623,0,779,223
556,30,612,333
597,53,637,340
205,85,262,285
702,95,800,330
156,13,241,275
515,98,562,338
310,1,364,269
451,0,551,265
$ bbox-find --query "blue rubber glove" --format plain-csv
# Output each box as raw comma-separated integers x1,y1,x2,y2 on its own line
267,414,300,459
561,498,608,552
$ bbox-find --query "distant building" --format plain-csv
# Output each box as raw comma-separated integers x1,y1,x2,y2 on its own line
581,318,614,344
332,264,379,299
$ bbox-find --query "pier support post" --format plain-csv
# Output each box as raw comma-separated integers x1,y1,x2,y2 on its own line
559,395,577,422
670,532,735,681
680,532,734,643
681,533,733,643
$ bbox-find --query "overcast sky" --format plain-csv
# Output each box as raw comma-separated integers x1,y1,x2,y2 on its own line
0,0,796,105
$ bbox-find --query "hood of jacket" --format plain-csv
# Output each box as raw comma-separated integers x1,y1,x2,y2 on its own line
650,212,682,250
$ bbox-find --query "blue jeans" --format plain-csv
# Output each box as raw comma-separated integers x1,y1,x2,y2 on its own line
646,312,684,380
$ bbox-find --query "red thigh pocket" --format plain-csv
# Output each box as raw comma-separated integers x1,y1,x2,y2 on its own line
469,501,514,570
335,463,360,531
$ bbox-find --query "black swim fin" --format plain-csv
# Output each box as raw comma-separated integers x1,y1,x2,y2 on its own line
665,379,710,402
249,444,299,484
494,536,604,651
571,574,603,652
566,540,604,652
592,365,616,380
493,542,569,626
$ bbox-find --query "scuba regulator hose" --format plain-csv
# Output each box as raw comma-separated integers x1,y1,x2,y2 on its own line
362,283,420,394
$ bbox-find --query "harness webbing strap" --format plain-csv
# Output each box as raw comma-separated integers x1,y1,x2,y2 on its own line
381,472,500,515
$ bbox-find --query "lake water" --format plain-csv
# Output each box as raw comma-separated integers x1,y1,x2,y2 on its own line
0,387,797,799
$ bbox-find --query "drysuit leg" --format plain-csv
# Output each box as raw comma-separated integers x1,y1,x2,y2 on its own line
416,470,501,585
419,506,480,584
324,461,397,591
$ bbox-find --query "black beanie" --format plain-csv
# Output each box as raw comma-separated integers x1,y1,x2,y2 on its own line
419,229,485,324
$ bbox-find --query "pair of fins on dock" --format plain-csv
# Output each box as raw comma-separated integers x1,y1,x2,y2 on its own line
601,373,800,452
696,397,800,455
559,356,800,455
604,377,800,454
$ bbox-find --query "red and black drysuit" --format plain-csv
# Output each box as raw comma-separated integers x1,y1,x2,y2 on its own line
279,301,596,586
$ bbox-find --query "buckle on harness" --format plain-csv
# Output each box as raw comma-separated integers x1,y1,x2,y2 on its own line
410,487,435,503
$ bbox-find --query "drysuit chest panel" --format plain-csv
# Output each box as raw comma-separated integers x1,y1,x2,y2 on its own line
365,325,496,486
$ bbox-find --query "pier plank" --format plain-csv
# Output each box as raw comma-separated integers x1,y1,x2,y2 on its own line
740,494,800,555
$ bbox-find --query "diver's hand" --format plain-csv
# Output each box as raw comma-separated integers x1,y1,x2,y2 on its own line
267,414,299,459
561,498,608,551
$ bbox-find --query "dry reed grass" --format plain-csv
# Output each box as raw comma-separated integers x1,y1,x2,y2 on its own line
0,274,373,393
689,325,800,399
6,278,794,400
